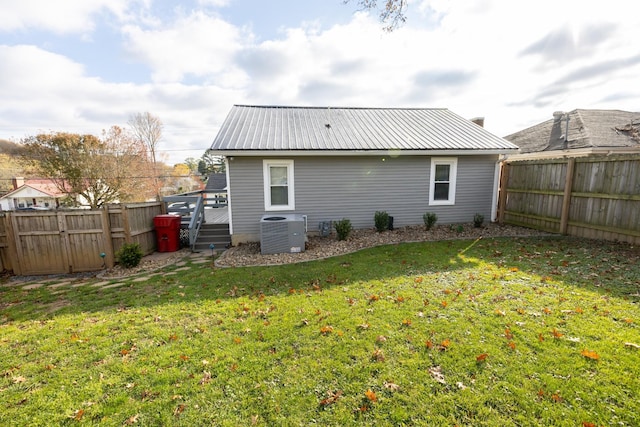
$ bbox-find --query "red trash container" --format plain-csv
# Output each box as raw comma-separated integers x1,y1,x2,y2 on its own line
154,214,181,252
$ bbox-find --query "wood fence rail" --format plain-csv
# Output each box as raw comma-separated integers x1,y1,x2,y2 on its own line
497,154,640,245
0,202,162,276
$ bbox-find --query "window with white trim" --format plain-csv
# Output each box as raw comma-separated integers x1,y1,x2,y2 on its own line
263,159,295,210
429,157,457,205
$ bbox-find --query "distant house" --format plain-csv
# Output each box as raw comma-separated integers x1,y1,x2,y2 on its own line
0,177,66,211
203,173,227,207
209,105,518,245
505,109,640,158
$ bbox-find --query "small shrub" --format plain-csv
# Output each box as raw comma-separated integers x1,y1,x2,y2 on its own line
423,212,438,230
473,213,485,228
334,218,353,241
374,211,390,232
116,243,144,268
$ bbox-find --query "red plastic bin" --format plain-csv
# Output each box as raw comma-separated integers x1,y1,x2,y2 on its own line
153,214,181,252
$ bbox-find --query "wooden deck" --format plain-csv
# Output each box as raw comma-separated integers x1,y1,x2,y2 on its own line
204,206,229,224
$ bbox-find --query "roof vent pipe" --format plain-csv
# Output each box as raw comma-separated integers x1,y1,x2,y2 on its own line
563,113,570,145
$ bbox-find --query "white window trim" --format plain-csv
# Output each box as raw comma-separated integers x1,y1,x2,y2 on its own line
263,159,295,211
429,157,457,206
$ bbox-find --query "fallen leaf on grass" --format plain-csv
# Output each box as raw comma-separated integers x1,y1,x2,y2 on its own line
476,353,488,362
438,339,451,351
319,390,342,407
508,341,516,350
581,349,600,360
74,409,84,421
365,389,377,402
552,329,564,339
124,414,139,425
173,404,185,417
200,371,212,385
320,325,333,335
428,366,446,384
624,342,640,350
371,348,385,362
384,382,400,392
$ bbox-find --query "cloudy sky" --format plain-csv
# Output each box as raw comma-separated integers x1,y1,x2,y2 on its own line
1,0,638,164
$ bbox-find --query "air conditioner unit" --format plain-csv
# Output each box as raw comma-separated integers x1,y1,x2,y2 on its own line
260,214,306,255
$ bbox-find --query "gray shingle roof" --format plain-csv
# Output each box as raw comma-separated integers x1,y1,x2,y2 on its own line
210,105,518,153
204,173,226,192
505,109,640,154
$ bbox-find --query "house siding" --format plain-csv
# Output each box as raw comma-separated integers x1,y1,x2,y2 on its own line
227,155,498,244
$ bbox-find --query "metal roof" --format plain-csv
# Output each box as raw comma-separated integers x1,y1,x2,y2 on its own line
505,109,640,154
210,105,518,154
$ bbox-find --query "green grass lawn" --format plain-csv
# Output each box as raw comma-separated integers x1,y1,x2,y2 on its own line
1,236,639,426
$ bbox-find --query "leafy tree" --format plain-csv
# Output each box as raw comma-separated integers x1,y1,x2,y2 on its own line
129,112,163,200
345,0,408,30
21,127,151,208
183,157,200,174
198,150,226,175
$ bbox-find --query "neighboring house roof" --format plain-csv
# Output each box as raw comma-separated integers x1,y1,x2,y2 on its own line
210,105,518,155
205,173,227,192
505,109,640,154
0,179,66,200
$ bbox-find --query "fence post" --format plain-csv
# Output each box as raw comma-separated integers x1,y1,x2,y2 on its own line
559,158,576,235
497,162,510,225
7,213,24,275
122,204,132,244
102,206,116,268
3,213,21,275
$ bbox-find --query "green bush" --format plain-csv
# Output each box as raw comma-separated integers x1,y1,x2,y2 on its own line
473,213,485,228
116,243,144,268
374,211,390,232
423,212,438,230
334,218,352,241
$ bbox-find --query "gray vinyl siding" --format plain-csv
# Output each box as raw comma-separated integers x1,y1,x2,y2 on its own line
227,155,498,243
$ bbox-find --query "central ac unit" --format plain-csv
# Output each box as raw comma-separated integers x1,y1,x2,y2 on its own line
260,214,306,255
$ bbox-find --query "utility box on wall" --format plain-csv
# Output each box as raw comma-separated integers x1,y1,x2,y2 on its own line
260,214,306,255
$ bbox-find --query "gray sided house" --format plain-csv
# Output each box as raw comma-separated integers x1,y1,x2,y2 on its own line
210,105,518,245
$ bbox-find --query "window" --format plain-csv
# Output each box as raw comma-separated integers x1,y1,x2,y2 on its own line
263,160,295,210
429,158,457,205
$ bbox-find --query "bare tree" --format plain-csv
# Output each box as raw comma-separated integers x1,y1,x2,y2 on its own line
345,0,408,31
129,112,163,200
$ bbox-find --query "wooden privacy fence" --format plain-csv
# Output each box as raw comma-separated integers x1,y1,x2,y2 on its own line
0,202,162,276
497,154,640,244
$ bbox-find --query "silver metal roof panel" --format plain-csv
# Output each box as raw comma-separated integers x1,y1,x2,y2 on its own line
210,105,518,153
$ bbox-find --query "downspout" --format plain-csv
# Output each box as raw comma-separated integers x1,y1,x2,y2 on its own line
491,156,504,222
225,156,233,238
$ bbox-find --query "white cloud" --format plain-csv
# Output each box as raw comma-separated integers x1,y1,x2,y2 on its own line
0,0,131,34
122,11,249,84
